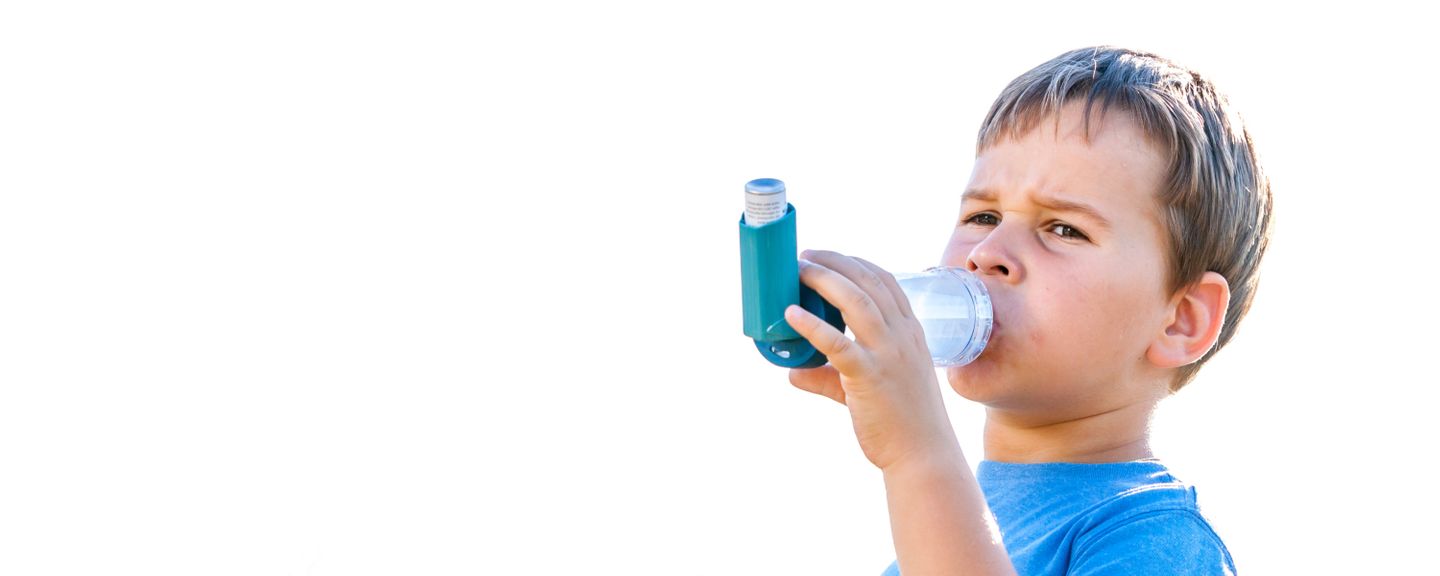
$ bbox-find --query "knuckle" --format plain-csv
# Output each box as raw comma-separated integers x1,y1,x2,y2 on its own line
856,258,888,279
863,271,887,292
847,290,876,312
910,329,928,351
828,332,855,357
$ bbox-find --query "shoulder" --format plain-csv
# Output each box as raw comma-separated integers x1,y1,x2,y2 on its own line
1069,484,1236,575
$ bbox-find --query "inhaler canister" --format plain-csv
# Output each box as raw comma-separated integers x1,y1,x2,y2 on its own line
743,178,787,227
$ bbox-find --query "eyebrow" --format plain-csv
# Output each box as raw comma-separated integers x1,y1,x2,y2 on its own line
961,188,1114,232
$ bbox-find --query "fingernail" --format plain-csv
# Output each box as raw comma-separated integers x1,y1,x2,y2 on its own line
800,250,812,258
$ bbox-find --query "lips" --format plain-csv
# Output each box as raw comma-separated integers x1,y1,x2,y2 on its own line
986,301,1004,332
985,310,1003,345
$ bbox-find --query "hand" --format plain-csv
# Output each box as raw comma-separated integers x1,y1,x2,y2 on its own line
785,250,959,472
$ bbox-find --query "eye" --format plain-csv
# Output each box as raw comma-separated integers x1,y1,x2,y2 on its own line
1049,222,1089,241
962,212,999,226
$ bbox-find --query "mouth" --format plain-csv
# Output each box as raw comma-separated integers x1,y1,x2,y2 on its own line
982,315,1001,349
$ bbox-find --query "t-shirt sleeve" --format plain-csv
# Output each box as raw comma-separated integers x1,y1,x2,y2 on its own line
1069,510,1236,576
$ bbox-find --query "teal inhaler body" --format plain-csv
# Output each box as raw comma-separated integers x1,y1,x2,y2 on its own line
738,178,846,368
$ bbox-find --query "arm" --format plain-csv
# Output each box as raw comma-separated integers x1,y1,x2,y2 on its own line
781,250,1015,575
883,443,1017,576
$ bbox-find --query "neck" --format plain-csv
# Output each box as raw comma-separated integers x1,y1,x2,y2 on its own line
982,397,1159,464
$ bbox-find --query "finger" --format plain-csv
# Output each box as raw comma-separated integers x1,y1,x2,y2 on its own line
794,258,890,346
852,256,914,321
789,365,846,405
784,303,868,374
801,250,904,328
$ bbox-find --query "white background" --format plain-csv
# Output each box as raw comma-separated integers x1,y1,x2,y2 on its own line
2,1,1435,574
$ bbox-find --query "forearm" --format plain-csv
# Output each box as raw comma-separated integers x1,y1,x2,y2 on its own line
883,443,1017,576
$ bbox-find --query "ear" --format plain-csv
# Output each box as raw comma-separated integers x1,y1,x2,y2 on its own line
1146,272,1231,369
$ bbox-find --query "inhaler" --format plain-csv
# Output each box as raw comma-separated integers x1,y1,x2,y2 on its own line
738,178,992,368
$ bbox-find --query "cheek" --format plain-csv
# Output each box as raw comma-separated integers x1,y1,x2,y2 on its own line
941,227,983,267
1029,270,1130,357
1030,283,1083,348
1085,265,1167,350
940,239,971,267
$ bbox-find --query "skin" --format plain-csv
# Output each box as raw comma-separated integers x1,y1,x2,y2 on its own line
783,101,1230,574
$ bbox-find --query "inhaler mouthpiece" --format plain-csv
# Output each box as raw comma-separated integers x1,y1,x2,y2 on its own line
894,267,993,367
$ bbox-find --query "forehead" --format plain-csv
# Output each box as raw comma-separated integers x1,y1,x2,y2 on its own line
968,103,1169,229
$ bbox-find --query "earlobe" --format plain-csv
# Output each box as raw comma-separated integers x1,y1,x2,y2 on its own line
1146,272,1231,369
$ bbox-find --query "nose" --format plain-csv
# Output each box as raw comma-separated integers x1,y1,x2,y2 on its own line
965,225,1023,284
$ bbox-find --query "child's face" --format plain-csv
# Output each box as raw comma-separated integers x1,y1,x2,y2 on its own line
940,103,1174,419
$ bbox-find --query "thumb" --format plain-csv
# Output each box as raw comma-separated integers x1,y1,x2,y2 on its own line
789,365,846,405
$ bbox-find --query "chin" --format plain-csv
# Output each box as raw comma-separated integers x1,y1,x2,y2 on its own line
946,362,1003,404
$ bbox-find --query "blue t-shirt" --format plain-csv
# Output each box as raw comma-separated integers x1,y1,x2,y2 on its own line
881,459,1235,575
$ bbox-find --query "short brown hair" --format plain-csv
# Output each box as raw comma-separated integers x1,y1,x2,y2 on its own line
976,46,1273,392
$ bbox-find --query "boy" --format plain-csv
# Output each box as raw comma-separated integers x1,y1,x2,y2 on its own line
782,46,1270,575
